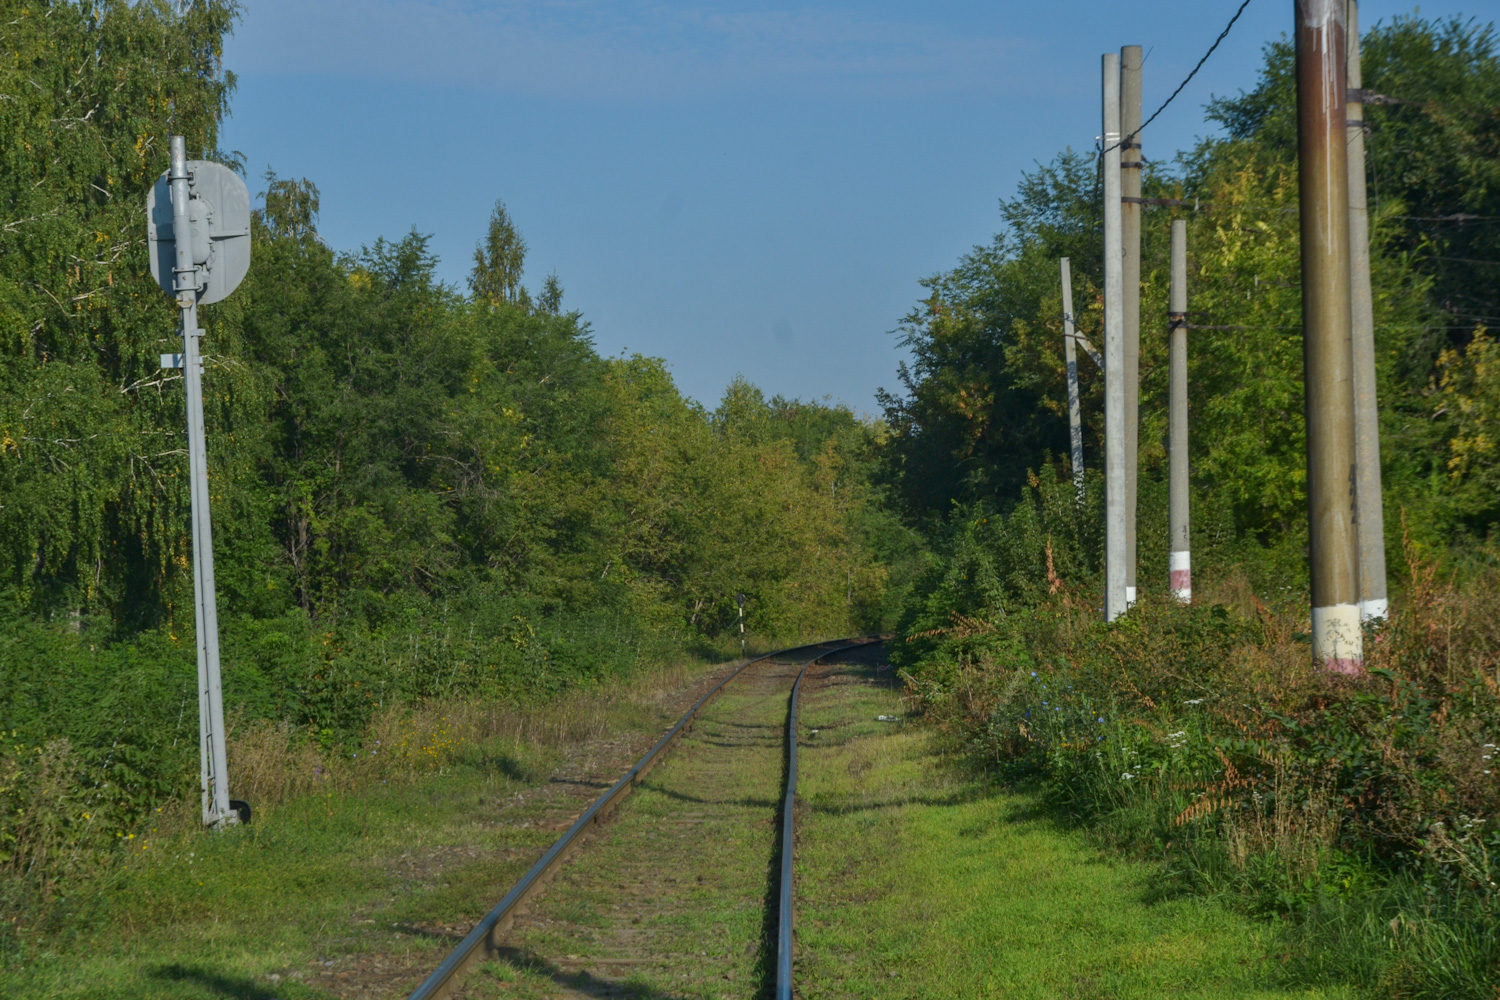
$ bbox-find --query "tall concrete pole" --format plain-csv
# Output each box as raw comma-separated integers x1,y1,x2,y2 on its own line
1346,0,1388,622
1296,0,1363,673
1168,220,1191,603
1120,45,1143,608
1103,53,1128,622
1061,257,1085,496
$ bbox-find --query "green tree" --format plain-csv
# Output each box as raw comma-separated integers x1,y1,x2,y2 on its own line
256,170,320,240
881,13,1488,588
469,199,528,308
0,0,244,628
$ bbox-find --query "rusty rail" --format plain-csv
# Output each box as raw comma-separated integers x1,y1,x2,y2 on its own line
775,652,818,999
406,637,871,1000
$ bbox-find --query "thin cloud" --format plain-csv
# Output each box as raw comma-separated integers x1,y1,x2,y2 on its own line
229,0,1031,100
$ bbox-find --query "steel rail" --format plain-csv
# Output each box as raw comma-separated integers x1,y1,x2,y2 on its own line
775,652,816,999
405,637,868,1000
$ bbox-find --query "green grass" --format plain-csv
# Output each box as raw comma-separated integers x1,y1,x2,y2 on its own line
3,646,1368,999
0,660,723,1000
2,769,551,998
794,658,1353,1000
467,655,808,999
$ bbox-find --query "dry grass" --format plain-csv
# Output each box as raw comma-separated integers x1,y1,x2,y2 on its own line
0,740,87,889
224,655,710,818
1195,564,1261,619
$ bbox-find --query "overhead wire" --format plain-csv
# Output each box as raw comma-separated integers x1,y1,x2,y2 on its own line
1099,0,1257,158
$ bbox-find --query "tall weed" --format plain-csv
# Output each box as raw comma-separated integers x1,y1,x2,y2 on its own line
897,490,1500,997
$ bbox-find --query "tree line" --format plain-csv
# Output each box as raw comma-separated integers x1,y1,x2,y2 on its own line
880,13,1500,596
885,14,1500,995
0,0,923,896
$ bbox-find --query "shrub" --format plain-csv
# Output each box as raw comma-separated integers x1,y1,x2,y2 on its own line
898,524,1500,996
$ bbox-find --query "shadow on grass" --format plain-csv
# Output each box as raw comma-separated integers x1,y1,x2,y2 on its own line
549,776,614,791
459,748,540,784
797,728,900,750
150,964,298,1000
687,737,782,751
711,718,783,732
390,922,467,942
806,789,983,816
488,947,694,999
638,779,779,810
818,641,901,687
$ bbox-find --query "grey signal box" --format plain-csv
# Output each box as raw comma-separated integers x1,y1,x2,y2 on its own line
148,161,251,304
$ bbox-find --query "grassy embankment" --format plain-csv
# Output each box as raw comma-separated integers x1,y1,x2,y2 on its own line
795,650,1347,1000
0,649,755,1000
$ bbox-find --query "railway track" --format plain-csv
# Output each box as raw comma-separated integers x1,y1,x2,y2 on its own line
406,636,877,1000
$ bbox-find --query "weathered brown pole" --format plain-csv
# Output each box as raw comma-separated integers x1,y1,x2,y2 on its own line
1296,0,1362,673
1121,45,1143,608
1346,0,1388,623
1168,219,1191,603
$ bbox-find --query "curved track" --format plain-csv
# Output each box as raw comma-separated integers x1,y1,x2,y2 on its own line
406,637,875,1000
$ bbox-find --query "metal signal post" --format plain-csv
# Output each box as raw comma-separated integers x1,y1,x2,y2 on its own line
173,140,232,828
149,136,253,826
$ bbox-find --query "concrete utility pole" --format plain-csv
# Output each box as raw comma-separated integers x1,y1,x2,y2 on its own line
1120,45,1143,608
1102,53,1128,622
1060,257,1085,496
1168,220,1191,603
1295,0,1363,673
1346,0,1388,622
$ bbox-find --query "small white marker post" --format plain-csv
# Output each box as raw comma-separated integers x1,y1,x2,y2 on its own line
736,592,746,657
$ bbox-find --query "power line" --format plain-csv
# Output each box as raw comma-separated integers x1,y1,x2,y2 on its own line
1433,256,1500,266
1100,0,1256,157
1400,214,1500,225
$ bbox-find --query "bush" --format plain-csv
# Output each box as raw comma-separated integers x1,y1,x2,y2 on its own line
897,504,1500,996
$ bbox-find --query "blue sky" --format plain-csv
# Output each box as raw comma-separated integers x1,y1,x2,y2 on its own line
219,1,1478,415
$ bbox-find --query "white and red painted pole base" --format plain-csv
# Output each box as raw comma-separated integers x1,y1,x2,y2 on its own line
1170,550,1191,604
1313,603,1364,675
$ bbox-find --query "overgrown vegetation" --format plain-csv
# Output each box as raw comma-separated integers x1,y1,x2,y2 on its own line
883,14,1500,997
797,652,1325,999
896,495,1500,996
0,0,922,942
0,655,719,999
9,2,1500,995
